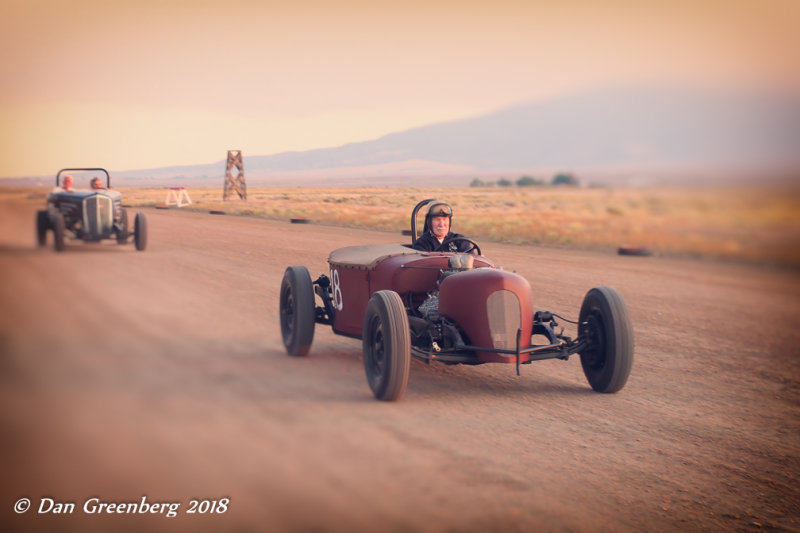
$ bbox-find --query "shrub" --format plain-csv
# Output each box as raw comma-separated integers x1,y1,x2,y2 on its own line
552,173,579,186
516,175,544,187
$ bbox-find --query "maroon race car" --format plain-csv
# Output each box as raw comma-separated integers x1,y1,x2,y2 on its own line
279,199,633,401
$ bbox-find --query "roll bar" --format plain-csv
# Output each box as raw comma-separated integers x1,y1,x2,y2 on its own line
410,198,436,245
56,168,111,188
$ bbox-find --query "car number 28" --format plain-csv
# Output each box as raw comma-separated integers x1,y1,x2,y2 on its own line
331,268,344,311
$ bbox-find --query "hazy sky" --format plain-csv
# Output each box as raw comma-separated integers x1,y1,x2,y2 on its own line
1,0,798,177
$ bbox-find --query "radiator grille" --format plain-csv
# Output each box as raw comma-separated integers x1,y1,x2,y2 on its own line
487,290,521,350
84,195,113,235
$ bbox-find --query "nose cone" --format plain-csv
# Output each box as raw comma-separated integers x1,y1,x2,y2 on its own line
438,268,534,363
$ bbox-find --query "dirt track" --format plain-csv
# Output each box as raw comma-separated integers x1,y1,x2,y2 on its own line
1,202,799,532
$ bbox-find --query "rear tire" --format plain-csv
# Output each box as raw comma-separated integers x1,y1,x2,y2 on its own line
134,212,147,251
362,290,411,401
279,266,316,356
36,210,49,246
578,286,633,393
51,212,65,252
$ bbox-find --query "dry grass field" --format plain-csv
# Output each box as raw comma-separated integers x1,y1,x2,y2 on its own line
6,184,800,267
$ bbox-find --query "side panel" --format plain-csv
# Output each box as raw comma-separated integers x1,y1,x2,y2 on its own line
328,263,371,337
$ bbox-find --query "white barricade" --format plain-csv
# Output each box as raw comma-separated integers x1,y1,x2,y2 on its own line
165,187,192,207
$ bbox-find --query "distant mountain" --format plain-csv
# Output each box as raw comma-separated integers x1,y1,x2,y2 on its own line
9,86,800,187
243,86,800,174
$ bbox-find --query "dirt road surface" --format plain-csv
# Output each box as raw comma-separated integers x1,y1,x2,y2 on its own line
1,202,799,532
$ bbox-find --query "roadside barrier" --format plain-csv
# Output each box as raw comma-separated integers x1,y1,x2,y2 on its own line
165,187,192,208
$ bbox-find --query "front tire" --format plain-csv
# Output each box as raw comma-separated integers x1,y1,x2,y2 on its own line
36,210,49,246
134,212,147,251
578,286,633,393
279,266,316,356
362,290,411,401
51,212,65,252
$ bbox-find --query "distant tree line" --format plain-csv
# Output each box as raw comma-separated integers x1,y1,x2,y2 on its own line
470,173,579,188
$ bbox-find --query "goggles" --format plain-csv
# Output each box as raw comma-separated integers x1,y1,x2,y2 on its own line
428,203,452,217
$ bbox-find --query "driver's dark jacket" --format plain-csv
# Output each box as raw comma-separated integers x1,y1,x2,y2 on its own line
412,231,471,252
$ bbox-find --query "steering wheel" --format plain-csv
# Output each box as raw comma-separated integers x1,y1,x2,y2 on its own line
437,236,481,256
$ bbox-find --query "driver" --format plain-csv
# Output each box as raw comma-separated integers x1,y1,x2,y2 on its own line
412,201,475,253
90,177,105,189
